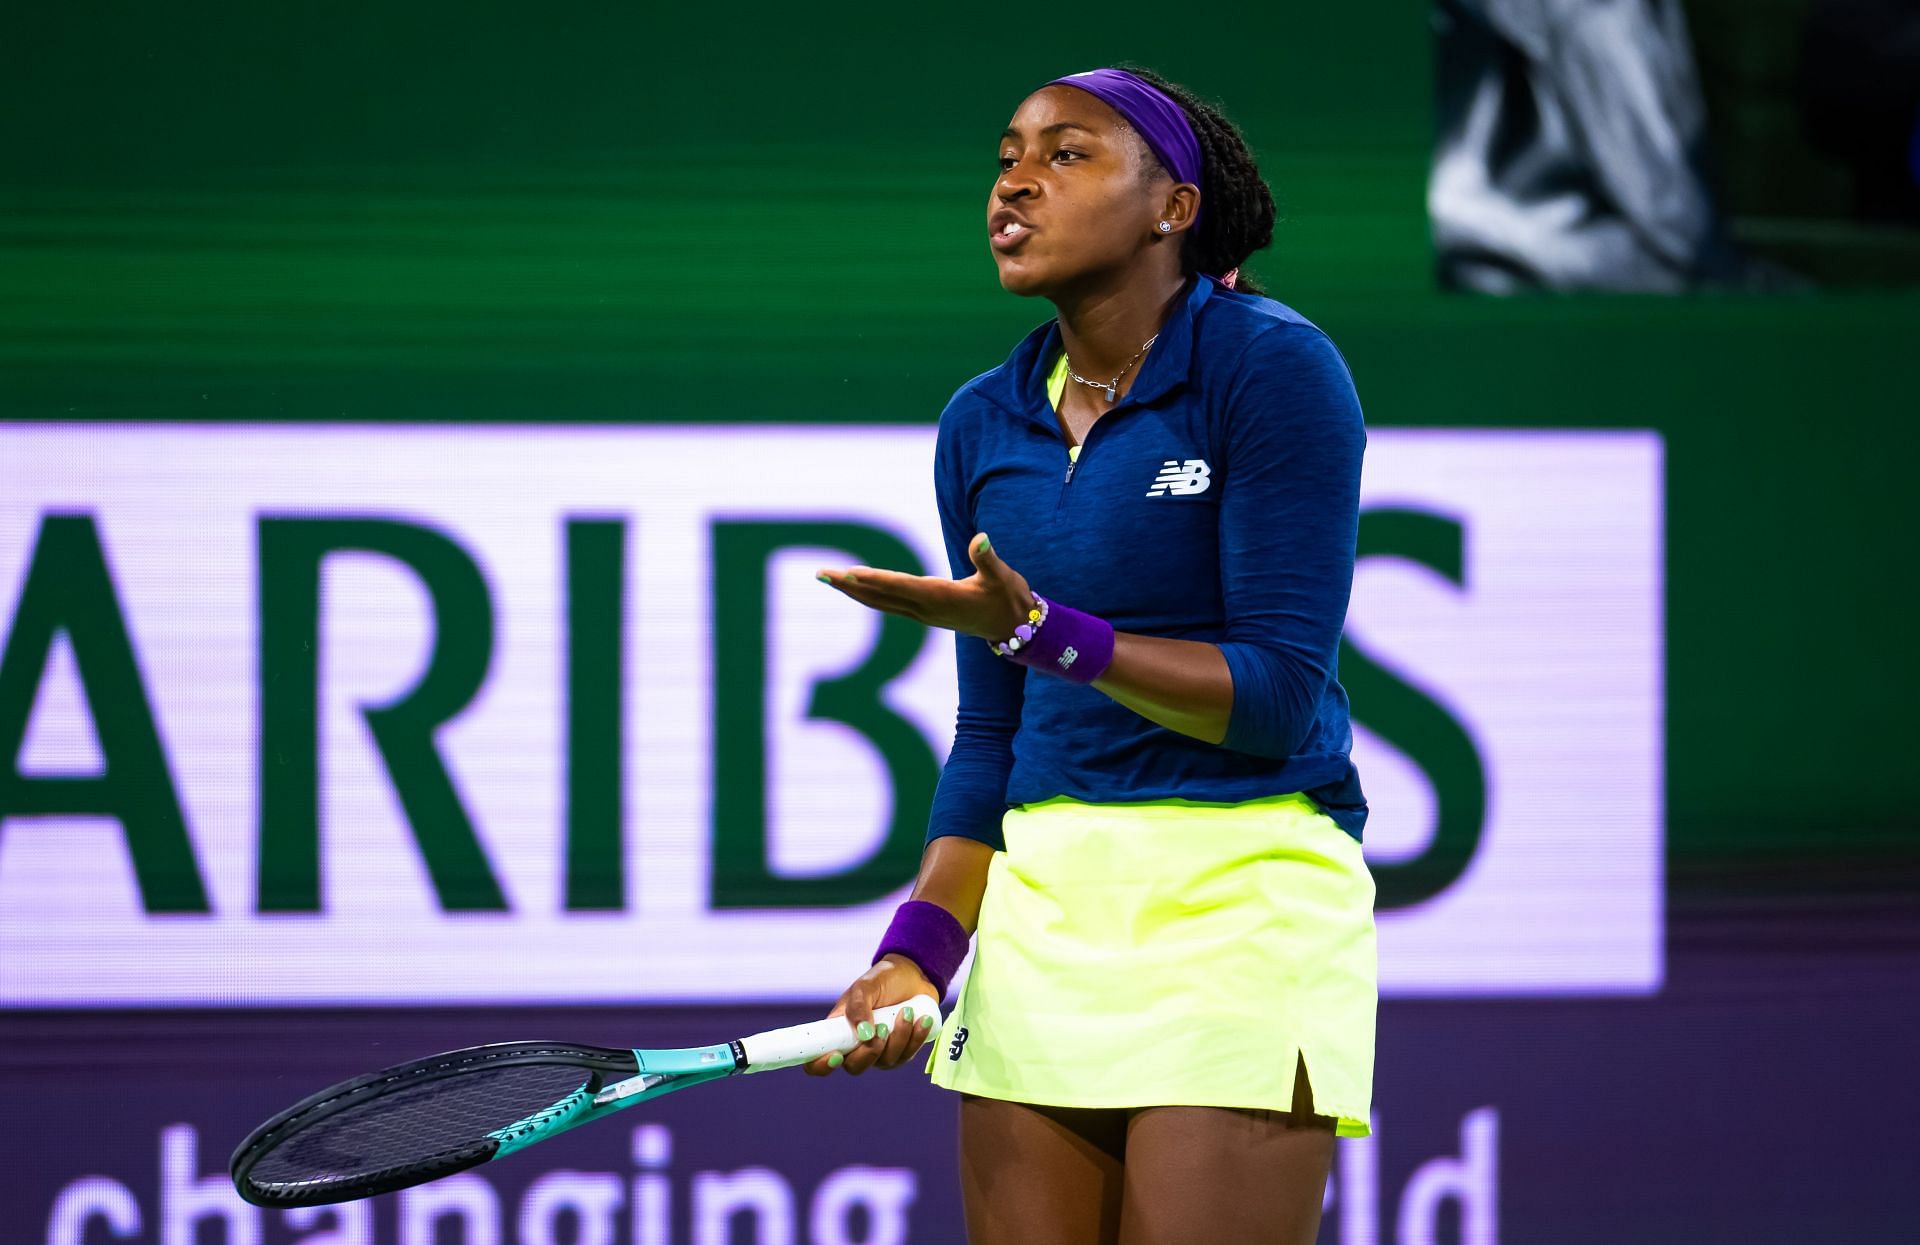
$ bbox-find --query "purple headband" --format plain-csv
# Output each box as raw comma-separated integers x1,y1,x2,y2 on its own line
1045,68,1204,200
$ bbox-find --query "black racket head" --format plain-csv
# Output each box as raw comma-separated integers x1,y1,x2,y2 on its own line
230,1041,638,1208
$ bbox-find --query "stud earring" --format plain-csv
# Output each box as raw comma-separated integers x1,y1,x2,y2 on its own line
1158,221,1172,232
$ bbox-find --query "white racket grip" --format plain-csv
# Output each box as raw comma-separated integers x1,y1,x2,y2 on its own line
738,994,943,1073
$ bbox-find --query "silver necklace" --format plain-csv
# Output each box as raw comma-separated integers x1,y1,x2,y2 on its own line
1065,333,1159,403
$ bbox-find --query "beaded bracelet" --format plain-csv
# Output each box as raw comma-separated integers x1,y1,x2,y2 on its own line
989,592,1116,686
992,596,1049,657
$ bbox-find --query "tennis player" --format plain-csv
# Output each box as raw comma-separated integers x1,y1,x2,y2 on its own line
805,65,1375,1245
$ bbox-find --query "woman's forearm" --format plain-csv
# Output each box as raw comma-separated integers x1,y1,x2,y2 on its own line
1093,631,1234,745
907,834,997,932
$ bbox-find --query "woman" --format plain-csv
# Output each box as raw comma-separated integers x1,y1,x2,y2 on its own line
806,66,1375,1245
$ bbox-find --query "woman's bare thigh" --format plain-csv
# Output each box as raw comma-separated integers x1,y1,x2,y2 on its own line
956,1052,1342,1244
958,1094,1130,1245
1117,1053,1339,1245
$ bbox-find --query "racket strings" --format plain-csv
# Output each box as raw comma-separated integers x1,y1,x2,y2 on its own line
246,1062,593,1194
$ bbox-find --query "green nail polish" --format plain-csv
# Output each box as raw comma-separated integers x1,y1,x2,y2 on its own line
856,1022,874,1041
919,1015,935,1031
827,1052,843,1068
876,1023,890,1038
901,1007,914,1022
816,573,832,583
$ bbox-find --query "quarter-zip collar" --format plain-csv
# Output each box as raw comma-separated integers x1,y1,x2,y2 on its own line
967,275,1217,431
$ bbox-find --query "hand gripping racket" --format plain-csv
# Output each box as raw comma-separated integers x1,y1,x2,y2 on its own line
229,994,940,1208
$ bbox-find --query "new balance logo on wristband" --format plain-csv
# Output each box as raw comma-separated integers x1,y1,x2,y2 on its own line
1059,646,1079,670
1146,458,1211,496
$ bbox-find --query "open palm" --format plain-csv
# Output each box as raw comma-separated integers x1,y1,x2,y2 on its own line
818,533,1031,641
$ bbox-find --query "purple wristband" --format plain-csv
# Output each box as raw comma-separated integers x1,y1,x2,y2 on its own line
872,899,970,999
1000,596,1115,684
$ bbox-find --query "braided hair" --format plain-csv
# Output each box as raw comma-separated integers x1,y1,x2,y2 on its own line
1117,65,1278,296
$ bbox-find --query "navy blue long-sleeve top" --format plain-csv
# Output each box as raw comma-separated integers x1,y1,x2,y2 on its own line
926,276,1370,850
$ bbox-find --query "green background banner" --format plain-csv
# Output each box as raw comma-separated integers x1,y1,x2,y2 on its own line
4,0,1913,893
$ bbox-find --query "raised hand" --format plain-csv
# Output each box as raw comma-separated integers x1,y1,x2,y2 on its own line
817,532,1033,641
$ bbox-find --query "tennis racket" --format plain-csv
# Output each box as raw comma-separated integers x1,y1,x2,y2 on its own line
229,994,941,1208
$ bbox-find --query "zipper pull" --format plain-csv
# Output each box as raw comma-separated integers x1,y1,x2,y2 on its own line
1063,456,1076,484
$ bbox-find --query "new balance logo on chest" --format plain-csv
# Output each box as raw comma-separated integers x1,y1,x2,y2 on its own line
1146,458,1211,497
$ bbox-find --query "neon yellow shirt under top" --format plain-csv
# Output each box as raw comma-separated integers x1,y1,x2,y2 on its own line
1045,352,1080,462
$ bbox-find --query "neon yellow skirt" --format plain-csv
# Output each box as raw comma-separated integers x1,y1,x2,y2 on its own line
925,794,1377,1138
